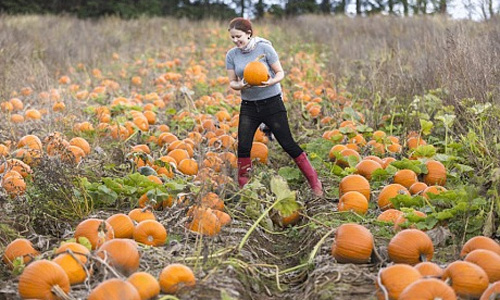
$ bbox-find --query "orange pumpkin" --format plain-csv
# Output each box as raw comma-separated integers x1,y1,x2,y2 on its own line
480,281,500,300
106,213,135,239
88,278,141,300
97,239,140,276
2,238,39,268
250,142,268,164
409,182,428,195
74,218,114,250
127,272,161,300
159,263,196,294
376,264,422,300
331,223,373,264
414,261,444,278
338,191,369,215
387,229,434,265
339,174,371,201
243,55,269,86
393,169,418,189
186,207,221,236
53,251,89,285
442,261,489,298
460,236,500,257
422,185,447,199
398,278,457,300
376,209,404,224
128,208,156,223
464,249,500,282
177,158,199,175
423,160,446,186
133,220,167,246
355,159,383,180
377,184,410,210
18,260,71,300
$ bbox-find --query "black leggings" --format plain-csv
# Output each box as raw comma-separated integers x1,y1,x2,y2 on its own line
238,94,303,159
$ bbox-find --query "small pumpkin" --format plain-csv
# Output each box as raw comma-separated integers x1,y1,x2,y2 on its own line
398,278,457,300
18,259,71,300
243,54,269,86
414,261,444,278
376,209,404,224
127,272,161,300
2,238,39,269
393,169,418,189
460,236,500,257
387,229,434,265
409,182,428,195
376,264,422,300
97,239,140,276
355,159,383,180
331,223,373,264
422,185,447,199
106,213,135,239
133,220,167,246
423,160,446,186
186,207,221,236
88,278,141,300
377,183,410,210
159,263,196,294
128,208,156,223
74,218,114,250
442,261,489,298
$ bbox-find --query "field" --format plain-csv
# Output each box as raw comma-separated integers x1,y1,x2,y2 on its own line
1,15,500,300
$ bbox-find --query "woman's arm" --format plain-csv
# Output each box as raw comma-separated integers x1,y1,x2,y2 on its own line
261,60,285,87
227,69,250,90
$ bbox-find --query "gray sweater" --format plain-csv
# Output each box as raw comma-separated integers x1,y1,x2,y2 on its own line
226,42,282,101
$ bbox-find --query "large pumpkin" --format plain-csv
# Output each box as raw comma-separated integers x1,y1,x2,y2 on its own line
18,259,71,300
442,261,489,298
331,223,373,264
376,264,422,300
387,229,434,265
159,263,196,294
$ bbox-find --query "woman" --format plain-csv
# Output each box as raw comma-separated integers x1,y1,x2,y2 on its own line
226,17,323,197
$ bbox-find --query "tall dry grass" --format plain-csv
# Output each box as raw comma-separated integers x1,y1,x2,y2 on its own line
1,14,498,167
1,14,498,104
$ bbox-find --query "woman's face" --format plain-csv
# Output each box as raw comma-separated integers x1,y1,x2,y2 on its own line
229,28,251,49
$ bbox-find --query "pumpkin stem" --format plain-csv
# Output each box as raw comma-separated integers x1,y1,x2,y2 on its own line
51,285,73,300
254,54,266,61
419,253,428,262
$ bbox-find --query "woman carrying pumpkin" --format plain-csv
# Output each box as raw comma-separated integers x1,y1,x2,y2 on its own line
226,17,323,197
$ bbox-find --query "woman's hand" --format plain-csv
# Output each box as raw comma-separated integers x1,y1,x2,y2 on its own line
259,78,275,87
240,79,251,90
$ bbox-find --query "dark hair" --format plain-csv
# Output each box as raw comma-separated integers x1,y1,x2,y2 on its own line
228,17,253,37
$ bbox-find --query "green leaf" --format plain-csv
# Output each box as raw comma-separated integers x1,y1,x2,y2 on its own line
278,166,302,183
270,176,300,216
77,237,93,251
390,159,424,174
454,163,474,173
390,194,424,209
420,119,433,135
435,113,456,128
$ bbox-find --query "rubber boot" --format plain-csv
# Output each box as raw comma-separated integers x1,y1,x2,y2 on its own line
237,157,252,188
294,152,323,197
